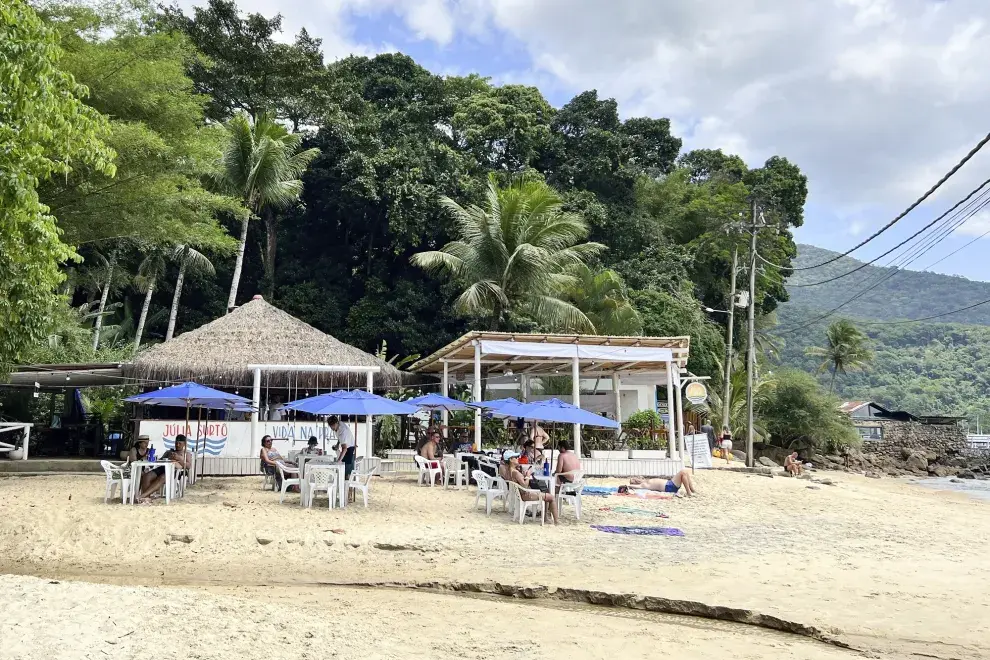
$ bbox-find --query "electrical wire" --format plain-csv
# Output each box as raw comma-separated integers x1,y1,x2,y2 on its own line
776,194,990,334
783,179,990,286
858,296,990,325
919,227,990,272
762,130,990,271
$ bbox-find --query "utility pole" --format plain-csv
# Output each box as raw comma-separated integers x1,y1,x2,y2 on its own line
745,200,759,468
721,247,737,436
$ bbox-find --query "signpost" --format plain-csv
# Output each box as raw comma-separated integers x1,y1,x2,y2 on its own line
685,433,713,469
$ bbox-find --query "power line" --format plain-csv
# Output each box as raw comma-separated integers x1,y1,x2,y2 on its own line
776,194,990,335
920,227,990,272
784,179,990,287
859,296,990,326
765,130,990,271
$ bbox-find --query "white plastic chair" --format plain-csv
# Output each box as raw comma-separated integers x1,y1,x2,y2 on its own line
414,455,442,487
306,465,338,509
556,478,587,520
277,461,302,504
443,455,468,489
347,467,377,508
101,460,132,504
472,470,507,515
508,481,545,525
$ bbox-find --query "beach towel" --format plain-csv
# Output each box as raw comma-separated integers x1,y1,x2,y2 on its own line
601,506,669,518
591,525,684,537
582,486,618,496
619,489,672,500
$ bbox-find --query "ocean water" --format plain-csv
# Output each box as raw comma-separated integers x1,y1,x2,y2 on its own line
912,477,990,501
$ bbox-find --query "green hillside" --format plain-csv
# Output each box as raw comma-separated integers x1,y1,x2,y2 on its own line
778,245,990,422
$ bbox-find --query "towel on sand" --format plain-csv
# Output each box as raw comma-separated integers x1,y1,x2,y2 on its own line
601,506,669,518
591,525,684,536
582,486,618,496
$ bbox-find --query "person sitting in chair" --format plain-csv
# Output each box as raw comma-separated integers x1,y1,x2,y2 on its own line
139,435,191,501
259,435,285,490
302,436,323,455
553,439,581,485
418,430,444,485
504,451,558,525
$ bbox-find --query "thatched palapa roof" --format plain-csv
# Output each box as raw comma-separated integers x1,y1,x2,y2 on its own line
126,296,403,388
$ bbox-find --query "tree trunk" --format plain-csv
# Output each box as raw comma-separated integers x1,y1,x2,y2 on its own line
92,258,115,351
829,366,837,395
227,215,250,312
134,279,154,350
166,258,188,341
262,207,276,301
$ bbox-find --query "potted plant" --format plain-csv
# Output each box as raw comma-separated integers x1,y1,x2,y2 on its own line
584,429,629,460
624,410,669,458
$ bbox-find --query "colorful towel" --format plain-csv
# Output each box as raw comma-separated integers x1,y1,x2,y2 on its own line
591,525,684,537
582,486,618,496
619,489,672,500
601,506,669,518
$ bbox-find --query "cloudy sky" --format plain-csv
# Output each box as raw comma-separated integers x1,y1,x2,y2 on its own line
177,0,990,281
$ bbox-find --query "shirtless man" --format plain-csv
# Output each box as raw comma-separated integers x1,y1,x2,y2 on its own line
629,469,697,497
553,439,581,485
784,452,803,476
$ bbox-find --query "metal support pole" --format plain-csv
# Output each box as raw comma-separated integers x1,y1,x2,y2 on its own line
473,341,482,451
746,201,758,468
251,367,262,457
366,370,374,458
612,373,622,432
667,362,676,458
572,355,581,457
722,247,737,435
674,370,685,461
441,360,449,439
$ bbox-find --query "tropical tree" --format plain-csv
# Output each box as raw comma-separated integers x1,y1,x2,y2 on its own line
218,112,319,307
805,319,873,394
89,248,120,351
0,0,114,377
411,174,605,331
697,357,775,441
165,246,215,341
134,245,171,349
564,264,642,335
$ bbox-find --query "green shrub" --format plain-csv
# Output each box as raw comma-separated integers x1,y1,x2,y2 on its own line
757,369,859,452
624,409,662,430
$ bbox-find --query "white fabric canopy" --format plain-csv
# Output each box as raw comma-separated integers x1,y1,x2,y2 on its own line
479,340,673,363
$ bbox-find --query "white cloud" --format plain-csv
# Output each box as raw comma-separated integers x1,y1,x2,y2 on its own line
954,209,990,238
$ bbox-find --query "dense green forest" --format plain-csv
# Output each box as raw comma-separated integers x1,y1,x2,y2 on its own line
1,0,864,450
779,245,990,423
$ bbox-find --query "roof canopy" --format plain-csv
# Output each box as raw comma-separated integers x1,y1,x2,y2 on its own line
125,297,401,388
410,331,690,377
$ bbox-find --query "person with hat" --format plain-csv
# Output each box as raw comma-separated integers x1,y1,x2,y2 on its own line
502,450,558,525
302,436,324,456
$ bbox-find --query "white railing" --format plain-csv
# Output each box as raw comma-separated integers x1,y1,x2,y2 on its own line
0,423,32,460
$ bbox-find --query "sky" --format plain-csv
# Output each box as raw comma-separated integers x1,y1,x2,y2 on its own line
177,0,990,282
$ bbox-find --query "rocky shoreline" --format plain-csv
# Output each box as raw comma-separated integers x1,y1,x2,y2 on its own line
756,445,990,480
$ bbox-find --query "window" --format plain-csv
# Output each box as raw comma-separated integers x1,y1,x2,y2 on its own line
856,426,883,441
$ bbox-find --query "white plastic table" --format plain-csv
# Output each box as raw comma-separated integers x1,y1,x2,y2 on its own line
298,458,346,508
129,460,178,504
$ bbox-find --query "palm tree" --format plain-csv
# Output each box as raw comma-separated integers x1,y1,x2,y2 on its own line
134,245,170,349
412,174,604,331
698,356,775,441
219,112,319,308
565,264,642,335
165,246,215,341
805,319,873,394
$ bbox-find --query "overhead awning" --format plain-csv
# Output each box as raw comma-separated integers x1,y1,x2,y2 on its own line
6,363,127,388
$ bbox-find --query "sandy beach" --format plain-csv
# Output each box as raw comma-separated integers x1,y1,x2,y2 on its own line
1,469,988,659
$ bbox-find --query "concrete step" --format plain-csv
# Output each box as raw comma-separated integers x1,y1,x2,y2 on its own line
0,459,103,474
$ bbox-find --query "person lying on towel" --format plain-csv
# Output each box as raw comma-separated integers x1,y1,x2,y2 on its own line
626,471,697,497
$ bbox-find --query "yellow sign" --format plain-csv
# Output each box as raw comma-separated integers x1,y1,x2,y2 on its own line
685,381,708,405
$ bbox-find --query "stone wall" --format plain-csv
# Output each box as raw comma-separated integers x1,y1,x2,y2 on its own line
859,420,968,459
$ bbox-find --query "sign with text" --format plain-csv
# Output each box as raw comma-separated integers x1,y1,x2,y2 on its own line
685,381,708,405
138,420,369,458
685,433,713,469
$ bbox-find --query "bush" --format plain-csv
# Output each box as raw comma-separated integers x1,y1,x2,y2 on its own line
757,369,859,453
624,409,662,430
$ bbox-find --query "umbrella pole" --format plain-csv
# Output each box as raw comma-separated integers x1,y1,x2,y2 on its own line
193,406,203,484
185,402,191,484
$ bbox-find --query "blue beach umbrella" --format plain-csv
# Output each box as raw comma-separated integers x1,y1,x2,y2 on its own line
405,393,477,412
283,389,419,416
513,398,620,428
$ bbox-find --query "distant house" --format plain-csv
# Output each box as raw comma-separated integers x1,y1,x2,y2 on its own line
838,401,967,457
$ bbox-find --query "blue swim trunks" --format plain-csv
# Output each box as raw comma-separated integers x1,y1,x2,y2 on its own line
664,480,679,493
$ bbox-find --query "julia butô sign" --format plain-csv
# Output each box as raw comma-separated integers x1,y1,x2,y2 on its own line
685,381,708,405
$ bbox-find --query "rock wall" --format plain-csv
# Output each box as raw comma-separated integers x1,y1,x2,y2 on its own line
861,420,968,459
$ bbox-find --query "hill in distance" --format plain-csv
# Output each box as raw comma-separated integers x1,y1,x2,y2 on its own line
777,244,990,421
785,244,990,325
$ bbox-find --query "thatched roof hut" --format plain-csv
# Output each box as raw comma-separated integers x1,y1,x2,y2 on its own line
126,296,402,388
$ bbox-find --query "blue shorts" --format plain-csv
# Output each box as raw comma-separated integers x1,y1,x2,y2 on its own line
664,480,679,493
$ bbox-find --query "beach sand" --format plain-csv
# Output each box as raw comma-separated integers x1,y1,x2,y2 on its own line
1,469,988,658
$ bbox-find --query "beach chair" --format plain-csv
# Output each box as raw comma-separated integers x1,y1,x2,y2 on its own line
556,478,587,521
508,481,545,526
346,466,377,508
443,454,468,489
261,460,276,490
101,460,132,504
472,470,507,515
276,461,302,504
414,455,442,487
305,465,339,509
